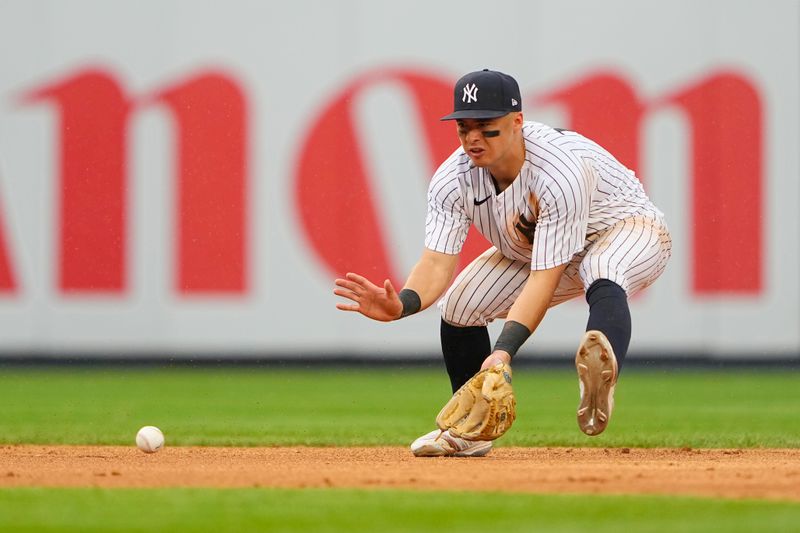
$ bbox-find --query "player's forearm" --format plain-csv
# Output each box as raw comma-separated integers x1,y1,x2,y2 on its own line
504,268,563,331
403,250,458,311
493,264,568,358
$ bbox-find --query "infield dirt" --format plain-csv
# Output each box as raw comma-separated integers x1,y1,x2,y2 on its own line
2,445,798,501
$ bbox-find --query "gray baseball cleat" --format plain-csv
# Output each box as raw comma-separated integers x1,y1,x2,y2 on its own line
575,330,619,436
410,428,492,457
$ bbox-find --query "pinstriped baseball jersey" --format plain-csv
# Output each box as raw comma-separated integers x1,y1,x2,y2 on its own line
425,121,665,270
440,216,672,326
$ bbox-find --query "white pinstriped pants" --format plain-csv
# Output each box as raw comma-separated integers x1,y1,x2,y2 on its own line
440,216,672,327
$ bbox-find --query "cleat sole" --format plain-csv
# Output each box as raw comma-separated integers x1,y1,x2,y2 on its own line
575,330,618,437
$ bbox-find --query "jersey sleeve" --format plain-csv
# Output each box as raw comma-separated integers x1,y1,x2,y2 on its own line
424,171,471,255
530,155,592,270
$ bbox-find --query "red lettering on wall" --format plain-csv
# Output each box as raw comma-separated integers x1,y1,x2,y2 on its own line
154,73,249,293
537,72,643,174
24,68,249,295
25,70,129,293
538,71,762,294
17,66,764,299
0,202,16,293
295,69,489,287
664,73,762,293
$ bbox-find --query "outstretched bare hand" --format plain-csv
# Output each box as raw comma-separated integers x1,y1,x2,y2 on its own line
333,273,403,322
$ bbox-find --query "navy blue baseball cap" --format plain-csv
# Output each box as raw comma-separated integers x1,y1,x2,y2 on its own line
441,69,522,121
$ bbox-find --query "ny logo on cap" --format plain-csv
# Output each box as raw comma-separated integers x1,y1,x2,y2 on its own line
462,83,478,103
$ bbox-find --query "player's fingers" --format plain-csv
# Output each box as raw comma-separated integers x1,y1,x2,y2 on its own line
345,272,374,288
334,279,365,295
333,287,360,302
335,303,360,312
383,279,397,298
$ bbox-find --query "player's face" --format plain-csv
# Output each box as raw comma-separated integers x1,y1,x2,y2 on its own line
456,113,522,168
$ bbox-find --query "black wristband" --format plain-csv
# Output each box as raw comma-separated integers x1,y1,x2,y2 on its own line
493,320,532,358
398,288,421,318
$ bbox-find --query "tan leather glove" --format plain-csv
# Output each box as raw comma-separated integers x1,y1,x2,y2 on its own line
435,362,516,441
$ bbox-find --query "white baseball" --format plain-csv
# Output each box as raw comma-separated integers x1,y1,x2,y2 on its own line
136,426,165,453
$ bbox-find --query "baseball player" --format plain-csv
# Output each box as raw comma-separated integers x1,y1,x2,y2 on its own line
334,69,671,457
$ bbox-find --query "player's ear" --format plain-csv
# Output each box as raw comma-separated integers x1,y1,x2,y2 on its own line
512,112,523,131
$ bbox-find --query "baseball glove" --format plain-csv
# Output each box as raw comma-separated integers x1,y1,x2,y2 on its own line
435,362,516,441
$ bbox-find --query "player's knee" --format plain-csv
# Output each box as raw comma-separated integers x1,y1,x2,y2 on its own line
441,309,482,328
585,279,627,304
441,314,479,328
440,298,486,328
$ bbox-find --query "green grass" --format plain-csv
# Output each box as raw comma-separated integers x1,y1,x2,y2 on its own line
2,367,799,532
1,487,799,533
0,367,798,448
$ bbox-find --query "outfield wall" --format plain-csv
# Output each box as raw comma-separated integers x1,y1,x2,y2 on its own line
0,0,797,359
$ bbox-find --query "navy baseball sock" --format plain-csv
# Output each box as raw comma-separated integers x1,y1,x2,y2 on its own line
585,279,631,372
440,319,491,393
